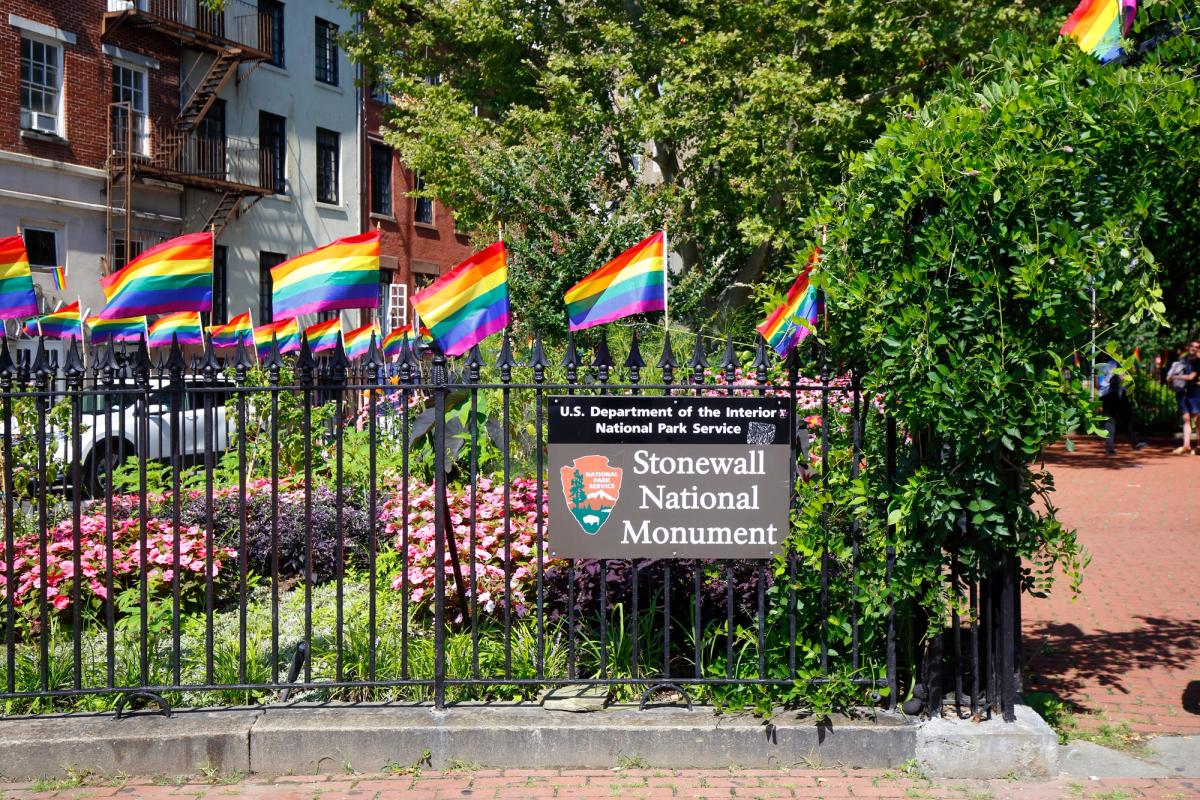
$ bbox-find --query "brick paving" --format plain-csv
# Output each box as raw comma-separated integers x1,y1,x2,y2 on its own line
0,769,1196,800
1025,436,1200,736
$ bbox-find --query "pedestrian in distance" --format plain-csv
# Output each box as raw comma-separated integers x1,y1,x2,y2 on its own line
1166,340,1200,455
1096,353,1147,455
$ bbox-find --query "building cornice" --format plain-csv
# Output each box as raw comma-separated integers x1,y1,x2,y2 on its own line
0,149,106,180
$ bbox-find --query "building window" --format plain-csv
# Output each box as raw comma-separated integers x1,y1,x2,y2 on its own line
369,75,390,104
413,173,433,225
387,281,408,330
259,251,285,324
20,37,62,136
259,111,286,194
211,245,228,325
112,238,144,271
370,143,392,217
316,128,339,204
259,0,285,67
314,18,338,85
111,63,149,155
22,228,59,270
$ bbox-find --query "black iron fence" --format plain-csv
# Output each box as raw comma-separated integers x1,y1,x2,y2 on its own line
0,332,1020,720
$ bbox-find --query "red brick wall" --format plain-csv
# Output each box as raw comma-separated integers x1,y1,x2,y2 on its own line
0,0,179,169
365,98,473,301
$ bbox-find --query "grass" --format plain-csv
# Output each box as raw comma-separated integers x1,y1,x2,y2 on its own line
1023,691,1149,755
615,753,649,770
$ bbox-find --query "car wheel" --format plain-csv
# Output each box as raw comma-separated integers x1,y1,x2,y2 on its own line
84,443,123,498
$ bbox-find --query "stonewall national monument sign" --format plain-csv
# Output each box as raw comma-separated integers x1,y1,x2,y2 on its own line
547,396,792,559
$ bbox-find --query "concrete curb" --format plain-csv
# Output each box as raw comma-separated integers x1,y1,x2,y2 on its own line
0,704,1056,781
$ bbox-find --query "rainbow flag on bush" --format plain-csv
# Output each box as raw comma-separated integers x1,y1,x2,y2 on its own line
98,231,213,319
756,249,821,358
1060,0,1137,62
412,241,508,357
209,311,253,349
304,317,342,353
0,235,39,320
29,301,84,340
148,311,204,347
565,232,665,331
253,318,301,358
271,231,380,319
87,315,146,343
343,322,380,361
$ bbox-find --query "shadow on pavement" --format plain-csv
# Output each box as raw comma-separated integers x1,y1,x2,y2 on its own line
1039,437,1188,470
1024,615,1200,712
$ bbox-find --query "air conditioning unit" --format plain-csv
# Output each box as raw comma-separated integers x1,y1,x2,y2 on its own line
20,110,58,135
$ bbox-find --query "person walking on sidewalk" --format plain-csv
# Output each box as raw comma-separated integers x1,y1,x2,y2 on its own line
1167,340,1200,455
1097,353,1147,455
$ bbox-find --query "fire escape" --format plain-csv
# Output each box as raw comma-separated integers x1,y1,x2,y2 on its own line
101,0,273,269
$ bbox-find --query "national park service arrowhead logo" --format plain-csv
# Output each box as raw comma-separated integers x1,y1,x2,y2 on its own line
560,455,622,535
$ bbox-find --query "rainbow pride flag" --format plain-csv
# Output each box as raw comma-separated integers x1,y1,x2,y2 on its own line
87,315,146,343
99,231,213,319
756,249,821,358
271,231,380,319
1060,0,1137,62
31,301,84,340
0,235,39,320
305,317,342,353
209,311,253,349
254,318,301,358
565,232,665,331
412,241,508,357
148,311,204,347
381,324,429,358
343,322,380,361
52,266,67,292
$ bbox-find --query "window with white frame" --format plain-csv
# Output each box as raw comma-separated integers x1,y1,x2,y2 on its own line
20,37,63,136
387,282,408,330
21,227,59,270
111,63,149,155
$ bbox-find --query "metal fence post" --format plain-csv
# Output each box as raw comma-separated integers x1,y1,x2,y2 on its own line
431,348,449,709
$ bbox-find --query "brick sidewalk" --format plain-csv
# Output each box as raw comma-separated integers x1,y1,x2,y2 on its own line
0,769,1197,800
1024,436,1200,736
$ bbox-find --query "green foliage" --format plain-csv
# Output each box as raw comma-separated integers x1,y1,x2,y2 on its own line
792,25,1200,590
345,0,1066,333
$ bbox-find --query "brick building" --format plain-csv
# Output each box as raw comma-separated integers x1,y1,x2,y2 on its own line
363,88,473,332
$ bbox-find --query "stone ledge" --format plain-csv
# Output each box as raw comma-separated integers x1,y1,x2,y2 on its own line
915,704,1059,779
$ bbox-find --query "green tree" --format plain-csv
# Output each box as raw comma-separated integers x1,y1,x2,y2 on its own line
790,18,1200,588
345,0,1067,336
570,468,587,509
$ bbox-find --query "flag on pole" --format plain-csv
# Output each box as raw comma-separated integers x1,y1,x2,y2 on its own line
98,231,213,318
148,311,204,347
52,266,67,292
253,318,301,358
209,311,253,349
0,235,39,320
564,232,665,331
87,315,146,343
756,249,821,358
343,322,380,361
271,231,380,319
304,317,342,353
1060,0,1137,62
381,324,429,359
412,241,508,357
30,301,84,340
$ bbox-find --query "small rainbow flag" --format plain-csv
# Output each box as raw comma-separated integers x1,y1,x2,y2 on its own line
1060,0,1137,63
412,241,508,357
381,324,429,359
148,311,204,347
209,311,253,349
31,301,84,340
343,321,380,361
0,235,39,320
52,266,67,292
99,231,213,319
305,317,342,353
253,318,301,358
565,232,665,332
756,249,821,358
271,231,380,319
87,315,146,343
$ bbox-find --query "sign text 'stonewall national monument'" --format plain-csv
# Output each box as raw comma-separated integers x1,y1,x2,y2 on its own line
547,396,792,559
